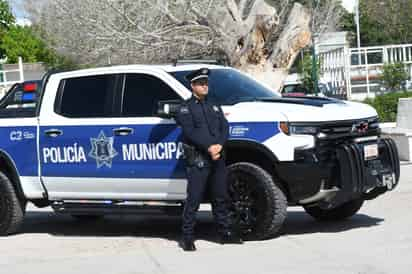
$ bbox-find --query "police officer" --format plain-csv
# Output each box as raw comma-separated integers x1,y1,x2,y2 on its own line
176,68,242,251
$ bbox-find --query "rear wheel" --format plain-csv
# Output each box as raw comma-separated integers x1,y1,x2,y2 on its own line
303,198,364,221
227,162,287,240
0,171,25,235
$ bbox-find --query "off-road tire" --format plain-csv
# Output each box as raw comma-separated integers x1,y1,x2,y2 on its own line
0,171,25,235
303,198,364,221
227,162,287,240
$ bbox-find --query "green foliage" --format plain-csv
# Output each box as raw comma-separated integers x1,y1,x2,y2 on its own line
381,63,409,92
0,25,51,63
0,24,77,70
363,91,412,122
0,0,76,69
340,0,412,46
297,53,321,94
0,0,15,58
0,0,14,30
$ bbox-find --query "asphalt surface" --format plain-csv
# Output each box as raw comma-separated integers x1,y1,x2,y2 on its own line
1,164,412,274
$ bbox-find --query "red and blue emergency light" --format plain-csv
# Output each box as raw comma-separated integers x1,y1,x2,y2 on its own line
22,82,38,102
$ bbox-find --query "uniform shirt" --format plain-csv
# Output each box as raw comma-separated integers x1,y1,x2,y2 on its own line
176,96,229,153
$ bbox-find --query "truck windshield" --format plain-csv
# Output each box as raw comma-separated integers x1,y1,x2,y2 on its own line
170,69,280,105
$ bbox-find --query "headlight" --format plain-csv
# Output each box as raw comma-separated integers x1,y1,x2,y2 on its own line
279,122,319,135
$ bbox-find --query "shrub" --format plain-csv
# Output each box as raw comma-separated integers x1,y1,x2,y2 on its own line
381,62,409,92
297,54,321,94
363,91,412,122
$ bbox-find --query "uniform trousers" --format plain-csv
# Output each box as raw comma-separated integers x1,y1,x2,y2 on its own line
182,158,230,238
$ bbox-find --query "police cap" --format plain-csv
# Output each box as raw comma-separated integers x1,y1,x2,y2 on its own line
185,68,210,83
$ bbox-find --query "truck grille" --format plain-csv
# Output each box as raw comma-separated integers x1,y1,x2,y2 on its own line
316,117,380,162
318,117,380,140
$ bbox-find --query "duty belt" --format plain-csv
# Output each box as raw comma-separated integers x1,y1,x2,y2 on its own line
182,143,211,168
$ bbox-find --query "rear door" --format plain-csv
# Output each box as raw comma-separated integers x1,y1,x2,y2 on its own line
39,73,121,200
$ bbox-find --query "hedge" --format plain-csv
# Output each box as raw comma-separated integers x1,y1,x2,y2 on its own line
363,91,412,122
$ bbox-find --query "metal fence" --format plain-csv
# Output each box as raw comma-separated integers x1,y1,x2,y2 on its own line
0,57,25,97
318,44,412,100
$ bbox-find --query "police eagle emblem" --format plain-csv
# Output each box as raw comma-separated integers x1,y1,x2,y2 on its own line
89,131,118,168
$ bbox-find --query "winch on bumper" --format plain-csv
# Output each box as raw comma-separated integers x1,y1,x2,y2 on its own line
276,129,400,208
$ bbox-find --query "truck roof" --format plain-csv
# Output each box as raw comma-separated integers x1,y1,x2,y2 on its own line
51,64,229,78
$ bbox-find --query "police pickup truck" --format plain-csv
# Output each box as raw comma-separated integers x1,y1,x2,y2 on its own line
0,64,400,239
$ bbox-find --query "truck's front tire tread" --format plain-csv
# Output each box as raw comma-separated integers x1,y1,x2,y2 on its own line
0,171,25,236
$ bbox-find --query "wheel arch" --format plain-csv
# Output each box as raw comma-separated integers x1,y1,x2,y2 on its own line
225,140,290,200
0,150,26,204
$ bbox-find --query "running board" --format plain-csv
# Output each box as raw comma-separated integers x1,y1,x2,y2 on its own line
51,200,184,215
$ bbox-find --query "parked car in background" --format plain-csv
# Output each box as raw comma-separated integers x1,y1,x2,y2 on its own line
281,73,332,97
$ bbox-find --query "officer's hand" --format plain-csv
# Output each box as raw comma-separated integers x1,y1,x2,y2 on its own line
211,153,221,161
215,144,223,153
208,145,221,156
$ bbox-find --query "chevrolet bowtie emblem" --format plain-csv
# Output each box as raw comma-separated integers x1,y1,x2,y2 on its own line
352,121,369,134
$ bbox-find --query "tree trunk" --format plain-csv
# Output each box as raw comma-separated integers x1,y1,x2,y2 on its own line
234,3,311,91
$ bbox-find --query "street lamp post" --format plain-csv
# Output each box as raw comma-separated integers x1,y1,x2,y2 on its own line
355,0,361,50
311,0,319,95
355,0,362,65
311,40,319,95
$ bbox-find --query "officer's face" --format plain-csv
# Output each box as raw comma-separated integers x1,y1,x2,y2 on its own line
191,79,209,98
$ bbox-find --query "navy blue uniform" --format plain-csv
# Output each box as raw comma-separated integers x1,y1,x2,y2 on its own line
176,96,230,238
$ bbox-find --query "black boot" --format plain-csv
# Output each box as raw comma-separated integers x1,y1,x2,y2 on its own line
220,231,243,244
179,237,196,251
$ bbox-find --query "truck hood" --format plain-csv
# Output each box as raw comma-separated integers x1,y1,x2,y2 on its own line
225,98,378,122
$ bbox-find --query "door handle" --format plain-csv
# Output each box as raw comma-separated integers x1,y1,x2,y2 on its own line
44,129,63,137
113,127,134,136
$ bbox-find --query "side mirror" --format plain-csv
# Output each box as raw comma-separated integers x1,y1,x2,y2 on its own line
157,99,182,119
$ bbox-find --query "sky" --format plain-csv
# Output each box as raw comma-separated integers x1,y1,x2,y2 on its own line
11,0,25,18
10,0,31,25
342,0,357,12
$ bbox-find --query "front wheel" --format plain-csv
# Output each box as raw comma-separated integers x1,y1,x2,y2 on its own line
303,198,364,221
227,162,287,240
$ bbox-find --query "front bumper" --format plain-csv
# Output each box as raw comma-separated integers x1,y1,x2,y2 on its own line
277,137,400,206
335,138,400,200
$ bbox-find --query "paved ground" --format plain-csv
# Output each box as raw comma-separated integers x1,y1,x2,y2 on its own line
1,164,412,274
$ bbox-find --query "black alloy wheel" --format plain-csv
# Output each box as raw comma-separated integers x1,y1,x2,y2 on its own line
227,162,287,240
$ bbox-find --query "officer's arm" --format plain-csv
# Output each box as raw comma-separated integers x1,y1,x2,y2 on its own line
176,105,213,152
216,106,229,146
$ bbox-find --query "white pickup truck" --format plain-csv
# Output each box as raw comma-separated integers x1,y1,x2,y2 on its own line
0,64,400,239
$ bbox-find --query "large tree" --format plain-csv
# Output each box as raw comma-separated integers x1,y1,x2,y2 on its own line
25,0,342,89
341,0,412,47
